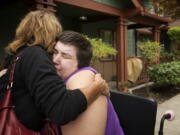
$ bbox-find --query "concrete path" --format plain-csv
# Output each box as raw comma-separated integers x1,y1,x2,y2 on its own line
155,94,180,135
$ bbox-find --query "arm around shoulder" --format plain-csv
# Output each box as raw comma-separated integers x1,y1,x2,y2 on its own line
67,70,107,105
17,46,87,125
62,70,107,135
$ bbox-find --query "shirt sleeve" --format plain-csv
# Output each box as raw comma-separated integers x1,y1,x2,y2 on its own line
16,46,87,125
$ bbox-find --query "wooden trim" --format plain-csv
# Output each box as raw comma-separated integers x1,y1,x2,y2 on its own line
128,24,151,29
35,0,57,12
126,11,171,26
116,17,128,91
36,0,56,6
153,27,160,43
36,4,56,12
129,16,163,26
136,29,152,35
122,8,140,18
143,12,172,23
55,0,123,16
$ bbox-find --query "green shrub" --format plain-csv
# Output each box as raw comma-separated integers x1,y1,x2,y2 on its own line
167,26,180,60
138,41,160,63
167,26,180,44
148,61,180,85
160,50,174,62
171,50,180,60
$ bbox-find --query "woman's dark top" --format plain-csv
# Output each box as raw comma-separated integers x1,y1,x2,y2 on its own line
0,45,87,131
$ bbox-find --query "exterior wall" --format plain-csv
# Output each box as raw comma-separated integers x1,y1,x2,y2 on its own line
0,1,27,60
92,60,116,82
82,20,117,81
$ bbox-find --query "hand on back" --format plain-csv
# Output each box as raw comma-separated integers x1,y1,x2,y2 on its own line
94,73,110,97
0,69,7,77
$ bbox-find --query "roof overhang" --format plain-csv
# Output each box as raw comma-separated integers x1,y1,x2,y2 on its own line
55,0,172,26
125,0,172,26
128,11,171,26
55,0,124,16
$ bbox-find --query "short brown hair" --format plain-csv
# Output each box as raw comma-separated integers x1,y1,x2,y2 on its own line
57,31,92,68
6,10,62,54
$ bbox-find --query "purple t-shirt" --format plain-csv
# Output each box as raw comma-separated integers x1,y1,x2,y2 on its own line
61,67,125,135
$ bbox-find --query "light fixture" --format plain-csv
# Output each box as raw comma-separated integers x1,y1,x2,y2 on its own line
79,15,87,21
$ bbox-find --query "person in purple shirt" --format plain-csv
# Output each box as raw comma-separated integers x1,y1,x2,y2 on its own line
52,31,125,135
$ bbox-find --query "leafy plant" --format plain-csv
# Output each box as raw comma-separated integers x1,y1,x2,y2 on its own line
167,26,180,60
83,35,117,59
171,50,180,61
138,41,161,63
148,61,180,85
160,50,174,62
167,26,180,44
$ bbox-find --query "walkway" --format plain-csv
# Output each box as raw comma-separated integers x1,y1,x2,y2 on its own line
155,94,180,135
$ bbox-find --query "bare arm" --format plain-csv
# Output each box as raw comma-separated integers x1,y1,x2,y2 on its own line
77,73,109,106
62,70,107,135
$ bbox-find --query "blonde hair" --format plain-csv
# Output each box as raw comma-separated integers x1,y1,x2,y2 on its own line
5,10,62,54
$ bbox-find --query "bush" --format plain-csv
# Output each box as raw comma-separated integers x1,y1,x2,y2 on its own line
167,26,180,43
167,26,180,60
138,41,160,63
160,50,174,62
148,61,180,85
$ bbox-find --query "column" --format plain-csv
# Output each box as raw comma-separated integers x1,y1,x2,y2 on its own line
153,27,160,43
153,27,161,64
116,17,128,92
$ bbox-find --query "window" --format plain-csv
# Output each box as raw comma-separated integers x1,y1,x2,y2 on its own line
99,29,116,60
